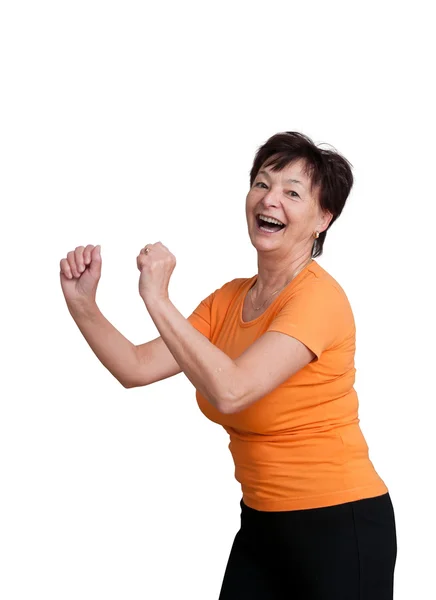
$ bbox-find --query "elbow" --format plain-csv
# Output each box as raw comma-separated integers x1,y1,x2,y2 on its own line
216,390,240,415
218,384,253,414
217,368,247,414
217,400,230,414
219,402,240,415
119,377,138,389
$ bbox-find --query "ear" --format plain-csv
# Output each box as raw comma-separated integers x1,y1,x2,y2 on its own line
319,209,333,233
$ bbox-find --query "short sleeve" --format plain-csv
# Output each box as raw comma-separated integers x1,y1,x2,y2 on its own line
187,291,216,340
266,280,348,359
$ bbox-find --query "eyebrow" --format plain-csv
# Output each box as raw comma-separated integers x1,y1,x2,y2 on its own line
258,170,306,188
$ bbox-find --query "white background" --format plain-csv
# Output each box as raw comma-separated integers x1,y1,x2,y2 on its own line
1,1,435,598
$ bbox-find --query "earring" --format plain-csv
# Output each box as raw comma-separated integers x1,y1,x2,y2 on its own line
313,231,320,239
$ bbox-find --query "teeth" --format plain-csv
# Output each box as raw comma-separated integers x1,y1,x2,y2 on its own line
258,215,285,226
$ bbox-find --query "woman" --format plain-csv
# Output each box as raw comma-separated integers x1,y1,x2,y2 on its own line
60,132,397,599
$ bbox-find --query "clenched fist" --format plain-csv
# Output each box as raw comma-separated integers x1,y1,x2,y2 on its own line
136,242,176,305
60,244,102,308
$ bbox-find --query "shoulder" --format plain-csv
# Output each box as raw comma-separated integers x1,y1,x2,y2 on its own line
289,261,351,305
220,276,253,293
308,260,347,292
210,276,254,304
274,261,355,332
267,262,355,356
192,276,252,319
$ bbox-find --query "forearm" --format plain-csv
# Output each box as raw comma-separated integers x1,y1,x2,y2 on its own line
68,302,139,387
145,297,237,411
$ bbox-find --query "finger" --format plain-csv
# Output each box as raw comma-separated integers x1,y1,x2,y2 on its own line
83,244,95,266
67,250,81,278
75,246,86,274
88,245,102,277
137,254,146,270
60,258,72,279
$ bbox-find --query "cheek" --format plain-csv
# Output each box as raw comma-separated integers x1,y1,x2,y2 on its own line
284,204,303,222
245,192,257,213
284,205,315,230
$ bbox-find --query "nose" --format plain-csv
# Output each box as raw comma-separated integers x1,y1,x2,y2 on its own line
261,188,281,209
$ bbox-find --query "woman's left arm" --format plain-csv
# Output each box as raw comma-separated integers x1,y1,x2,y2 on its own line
137,242,314,414
145,296,314,414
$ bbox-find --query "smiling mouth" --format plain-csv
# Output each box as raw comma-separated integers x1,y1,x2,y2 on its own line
256,215,286,233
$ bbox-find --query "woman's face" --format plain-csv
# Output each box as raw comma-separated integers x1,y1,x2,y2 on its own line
245,159,332,256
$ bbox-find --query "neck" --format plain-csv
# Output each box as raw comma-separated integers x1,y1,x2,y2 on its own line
255,252,313,294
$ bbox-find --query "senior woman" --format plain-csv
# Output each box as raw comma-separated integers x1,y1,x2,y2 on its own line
60,132,397,599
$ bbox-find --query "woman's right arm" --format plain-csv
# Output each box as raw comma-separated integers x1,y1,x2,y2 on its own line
69,304,182,387
61,244,182,388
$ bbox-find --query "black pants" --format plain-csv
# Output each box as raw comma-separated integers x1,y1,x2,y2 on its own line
218,493,397,600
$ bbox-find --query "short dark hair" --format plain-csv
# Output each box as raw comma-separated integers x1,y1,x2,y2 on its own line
249,132,353,257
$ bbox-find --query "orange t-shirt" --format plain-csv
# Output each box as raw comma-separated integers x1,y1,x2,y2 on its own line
187,260,388,511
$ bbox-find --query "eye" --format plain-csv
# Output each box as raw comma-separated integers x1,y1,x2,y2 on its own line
288,190,300,198
254,181,268,189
